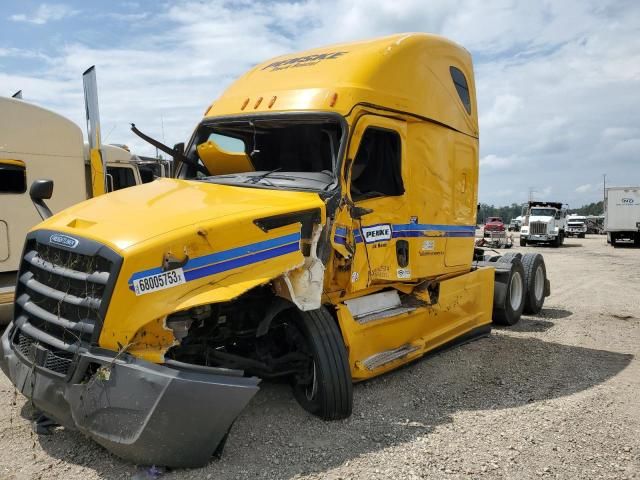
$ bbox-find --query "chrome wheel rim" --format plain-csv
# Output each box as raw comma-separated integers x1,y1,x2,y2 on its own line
534,265,544,300
509,271,523,311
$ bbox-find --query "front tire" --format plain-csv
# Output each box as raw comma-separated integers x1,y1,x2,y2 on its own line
520,237,527,247
291,307,352,420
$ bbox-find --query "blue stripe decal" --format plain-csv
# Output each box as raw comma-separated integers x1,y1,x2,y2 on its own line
353,224,475,243
128,232,301,285
334,236,347,245
184,242,299,282
393,224,476,232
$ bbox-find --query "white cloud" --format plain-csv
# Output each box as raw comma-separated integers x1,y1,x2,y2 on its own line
480,94,523,129
576,184,592,193
480,154,514,170
9,4,78,25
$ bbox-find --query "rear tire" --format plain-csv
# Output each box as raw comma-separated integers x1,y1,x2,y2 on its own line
521,253,547,314
291,306,352,420
492,257,526,326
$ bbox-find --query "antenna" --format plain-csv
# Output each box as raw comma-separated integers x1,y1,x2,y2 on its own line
528,187,537,202
160,114,165,159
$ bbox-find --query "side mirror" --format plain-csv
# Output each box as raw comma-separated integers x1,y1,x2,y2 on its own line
173,142,185,156
29,179,54,220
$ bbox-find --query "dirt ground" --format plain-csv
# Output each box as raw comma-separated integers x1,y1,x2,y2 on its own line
0,234,638,480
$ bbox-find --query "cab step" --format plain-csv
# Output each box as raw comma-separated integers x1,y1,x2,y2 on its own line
361,344,419,371
344,290,416,325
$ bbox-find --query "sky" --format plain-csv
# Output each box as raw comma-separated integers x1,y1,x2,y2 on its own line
1,0,639,207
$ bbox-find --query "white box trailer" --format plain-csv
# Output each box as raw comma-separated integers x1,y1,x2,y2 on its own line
605,186,640,246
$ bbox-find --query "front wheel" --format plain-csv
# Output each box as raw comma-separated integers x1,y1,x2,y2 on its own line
290,307,352,420
520,237,527,247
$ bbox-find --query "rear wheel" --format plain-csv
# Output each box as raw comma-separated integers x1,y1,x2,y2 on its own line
290,306,352,420
492,257,526,326
521,253,547,314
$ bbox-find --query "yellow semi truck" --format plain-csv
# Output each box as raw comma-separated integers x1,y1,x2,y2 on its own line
0,33,550,467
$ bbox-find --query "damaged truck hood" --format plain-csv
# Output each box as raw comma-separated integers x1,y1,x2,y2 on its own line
37,178,325,251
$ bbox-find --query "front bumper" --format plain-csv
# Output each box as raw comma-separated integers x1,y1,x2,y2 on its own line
0,325,259,468
521,234,554,241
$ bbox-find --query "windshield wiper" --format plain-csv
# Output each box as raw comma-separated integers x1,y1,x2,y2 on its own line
248,168,282,184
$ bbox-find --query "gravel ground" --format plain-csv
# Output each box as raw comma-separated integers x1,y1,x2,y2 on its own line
0,234,638,479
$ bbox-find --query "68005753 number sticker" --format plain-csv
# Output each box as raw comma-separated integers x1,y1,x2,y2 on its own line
132,268,186,296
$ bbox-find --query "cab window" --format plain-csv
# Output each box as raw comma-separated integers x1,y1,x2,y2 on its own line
350,127,404,201
106,166,137,191
0,160,27,194
450,66,471,114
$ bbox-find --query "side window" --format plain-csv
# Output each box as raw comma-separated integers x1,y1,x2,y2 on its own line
350,127,404,201
138,166,155,183
0,160,27,194
450,66,471,114
106,166,137,191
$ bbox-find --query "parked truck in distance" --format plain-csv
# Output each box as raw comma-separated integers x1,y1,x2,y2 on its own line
0,68,168,323
566,214,587,238
605,186,640,247
483,216,505,237
520,201,568,247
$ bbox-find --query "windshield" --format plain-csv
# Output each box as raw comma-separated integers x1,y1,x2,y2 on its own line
184,115,343,192
568,219,585,224
530,208,556,217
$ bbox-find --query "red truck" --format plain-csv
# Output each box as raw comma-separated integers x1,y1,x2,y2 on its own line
483,217,505,237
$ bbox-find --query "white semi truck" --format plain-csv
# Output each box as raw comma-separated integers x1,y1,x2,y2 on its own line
605,186,640,247
0,67,169,323
566,214,587,238
520,201,568,247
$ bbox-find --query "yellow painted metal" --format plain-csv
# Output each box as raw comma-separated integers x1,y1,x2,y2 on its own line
89,148,106,196
206,33,478,138
0,159,25,168
196,140,255,175
35,178,325,362
336,267,494,381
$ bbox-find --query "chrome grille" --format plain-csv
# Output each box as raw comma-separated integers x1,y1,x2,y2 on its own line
530,222,548,235
11,231,121,378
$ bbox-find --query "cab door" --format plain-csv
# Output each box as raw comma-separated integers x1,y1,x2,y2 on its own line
343,115,409,292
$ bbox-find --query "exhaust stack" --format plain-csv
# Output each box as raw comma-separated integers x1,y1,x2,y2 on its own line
82,66,107,196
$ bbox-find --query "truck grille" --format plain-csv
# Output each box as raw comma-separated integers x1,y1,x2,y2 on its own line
530,222,547,235
11,230,121,378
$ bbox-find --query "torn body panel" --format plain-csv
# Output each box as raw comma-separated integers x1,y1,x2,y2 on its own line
273,224,325,311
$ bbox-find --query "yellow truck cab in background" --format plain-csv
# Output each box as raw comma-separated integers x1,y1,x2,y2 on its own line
0,33,550,468
0,67,171,324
